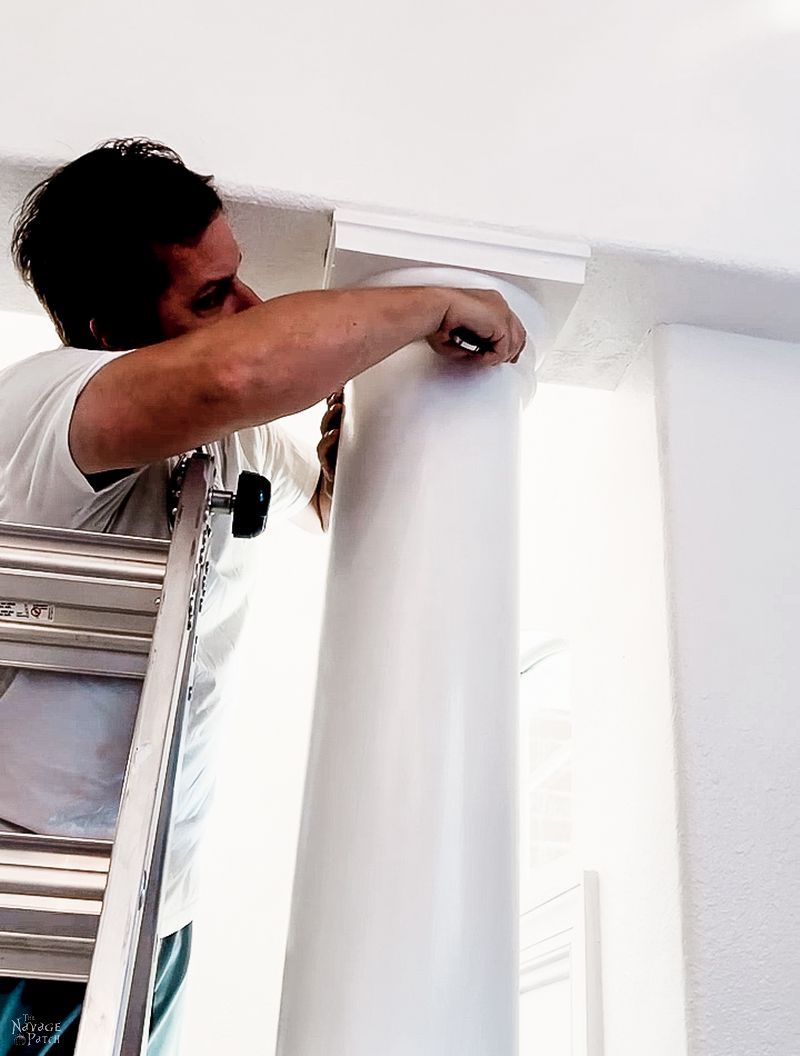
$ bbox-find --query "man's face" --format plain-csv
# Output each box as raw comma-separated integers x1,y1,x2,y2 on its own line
155,211,261,339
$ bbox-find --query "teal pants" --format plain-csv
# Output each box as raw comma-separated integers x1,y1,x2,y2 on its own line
0,923,192,1054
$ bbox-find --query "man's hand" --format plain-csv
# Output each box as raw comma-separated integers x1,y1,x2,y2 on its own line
318,389,344,489
309,389,344,530
427,289,527,366
304,288,524,533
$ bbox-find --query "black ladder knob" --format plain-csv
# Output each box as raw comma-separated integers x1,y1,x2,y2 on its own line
231,471,271,538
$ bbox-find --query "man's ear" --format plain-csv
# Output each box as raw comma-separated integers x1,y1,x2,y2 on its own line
89,319,111,351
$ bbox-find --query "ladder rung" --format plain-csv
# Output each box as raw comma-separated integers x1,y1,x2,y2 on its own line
0,522,169,570
0,524,168,676
1,623,152,654
0,625,150,677
0,834,110,982
0,832,113,860
0,547,165,585
0,643,146,677
0,906,99,938
0,569,162,616
0,603,156,638
0,931,96,983
0,865,106,901
0,893,102,915
0,834,110,899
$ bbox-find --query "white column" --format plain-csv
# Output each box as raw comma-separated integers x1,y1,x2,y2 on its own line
277,268,545,1056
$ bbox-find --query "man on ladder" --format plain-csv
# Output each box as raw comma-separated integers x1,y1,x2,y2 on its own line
0,138,526,1053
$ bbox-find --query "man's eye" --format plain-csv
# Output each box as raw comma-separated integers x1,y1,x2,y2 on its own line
194,286,228,313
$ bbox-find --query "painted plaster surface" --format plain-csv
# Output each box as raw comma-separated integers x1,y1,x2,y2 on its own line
2,0,799,275
655,324,800,1056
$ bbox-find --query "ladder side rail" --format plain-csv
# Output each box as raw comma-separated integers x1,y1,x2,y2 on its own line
74,454,213,1056
120,643,196,1055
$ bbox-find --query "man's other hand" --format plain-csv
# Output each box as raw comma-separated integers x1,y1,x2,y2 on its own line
303,389,343,532
318,389,344,487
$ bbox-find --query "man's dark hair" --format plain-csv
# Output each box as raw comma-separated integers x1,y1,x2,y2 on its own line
11,138,223,350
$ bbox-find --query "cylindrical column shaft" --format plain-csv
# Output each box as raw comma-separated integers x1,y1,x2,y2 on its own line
278,268,544,1056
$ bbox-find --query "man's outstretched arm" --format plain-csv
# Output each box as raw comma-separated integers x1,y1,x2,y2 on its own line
69,286,526,476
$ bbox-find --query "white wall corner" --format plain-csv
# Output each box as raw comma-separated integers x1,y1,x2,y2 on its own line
651,322,800,1056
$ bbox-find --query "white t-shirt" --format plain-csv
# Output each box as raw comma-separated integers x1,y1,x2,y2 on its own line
0,345,319,936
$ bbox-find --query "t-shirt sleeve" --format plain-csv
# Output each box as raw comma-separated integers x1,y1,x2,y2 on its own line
0,346,148,531
234,421,320,521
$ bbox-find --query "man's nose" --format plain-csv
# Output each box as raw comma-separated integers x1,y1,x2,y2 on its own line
234,279,262,311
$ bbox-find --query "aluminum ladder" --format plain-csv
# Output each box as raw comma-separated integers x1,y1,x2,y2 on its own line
0,451,270,1054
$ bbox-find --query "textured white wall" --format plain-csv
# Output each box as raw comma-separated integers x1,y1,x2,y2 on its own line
520,377,687,1056
654,325,800,1056
1,0,798,273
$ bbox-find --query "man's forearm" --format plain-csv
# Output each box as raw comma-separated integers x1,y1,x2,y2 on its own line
221,286,449,424
71,286,448,474
71,283,526,478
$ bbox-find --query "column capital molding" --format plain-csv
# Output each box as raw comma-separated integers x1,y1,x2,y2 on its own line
328,207,590,287
327,208,590,372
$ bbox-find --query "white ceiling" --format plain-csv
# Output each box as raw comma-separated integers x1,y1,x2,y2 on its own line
3,0,800,276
